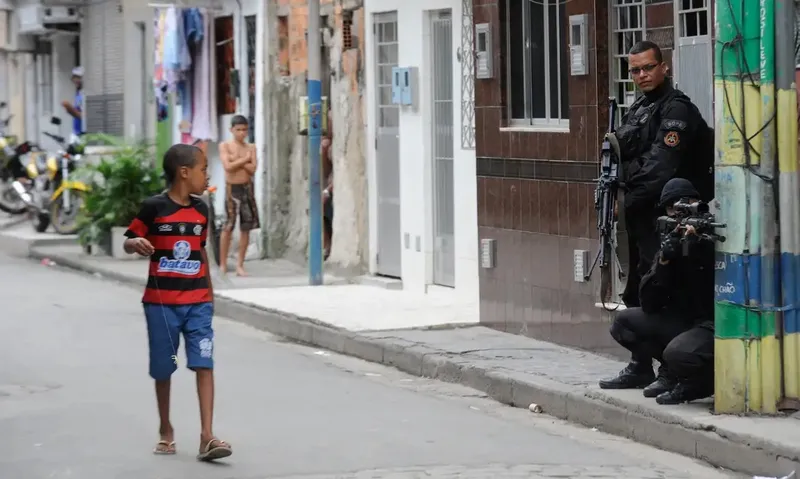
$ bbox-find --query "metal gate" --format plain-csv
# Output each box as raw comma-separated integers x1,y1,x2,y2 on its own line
431,11,455,287
374,12,402,278
674,0,713,124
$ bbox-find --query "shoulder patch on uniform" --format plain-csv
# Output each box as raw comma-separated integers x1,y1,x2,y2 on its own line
662,119,687,131
664,131,680,147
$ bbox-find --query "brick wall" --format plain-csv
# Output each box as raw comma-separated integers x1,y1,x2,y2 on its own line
474,0,623,356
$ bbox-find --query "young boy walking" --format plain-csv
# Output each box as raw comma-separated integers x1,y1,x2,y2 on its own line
123,143,232,461
219,115,259,276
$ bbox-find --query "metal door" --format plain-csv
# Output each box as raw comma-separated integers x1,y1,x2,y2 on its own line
374,12,402,278
674,0,713,124
431,11,455,287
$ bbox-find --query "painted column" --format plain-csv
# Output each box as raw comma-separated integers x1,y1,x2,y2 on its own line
713,0,779,413
776,0,800,408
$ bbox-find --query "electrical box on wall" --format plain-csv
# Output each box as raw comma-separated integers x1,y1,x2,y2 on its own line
475,23,493,79
391,66,403,104
568,14,589,76
400,67,418,107
390,66,418,108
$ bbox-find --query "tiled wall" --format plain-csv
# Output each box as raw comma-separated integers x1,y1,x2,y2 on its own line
474,0,626,357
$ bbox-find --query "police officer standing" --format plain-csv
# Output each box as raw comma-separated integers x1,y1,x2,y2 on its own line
614,41,713,307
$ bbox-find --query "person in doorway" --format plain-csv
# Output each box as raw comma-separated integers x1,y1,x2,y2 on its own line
61,66,84,137
218,115,259,276
321,109,333,261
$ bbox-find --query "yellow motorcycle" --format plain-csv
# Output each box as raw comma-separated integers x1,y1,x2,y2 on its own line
12,117,88,234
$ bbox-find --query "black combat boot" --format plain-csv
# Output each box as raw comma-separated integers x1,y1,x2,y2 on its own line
655,382,714,405
598,361,655,389
643,375,677,398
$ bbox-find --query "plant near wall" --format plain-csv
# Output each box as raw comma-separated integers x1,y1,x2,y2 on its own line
76,134,164,247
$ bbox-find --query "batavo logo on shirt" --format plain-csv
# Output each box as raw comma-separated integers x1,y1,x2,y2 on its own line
157,240,201,275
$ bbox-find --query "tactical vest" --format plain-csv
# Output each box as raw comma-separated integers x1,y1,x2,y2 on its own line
617,88,714,203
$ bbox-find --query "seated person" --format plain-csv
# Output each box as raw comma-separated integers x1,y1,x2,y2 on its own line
599,178,715,405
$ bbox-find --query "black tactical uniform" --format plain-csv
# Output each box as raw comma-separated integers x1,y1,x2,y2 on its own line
600,179,715,405
615,80,714,307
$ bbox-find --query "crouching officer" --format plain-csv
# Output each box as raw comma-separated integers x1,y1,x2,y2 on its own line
599,178,715,405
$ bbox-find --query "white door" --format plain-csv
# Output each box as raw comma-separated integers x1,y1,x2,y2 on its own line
374,12,402,278
674,0,713,124
431,10,455,287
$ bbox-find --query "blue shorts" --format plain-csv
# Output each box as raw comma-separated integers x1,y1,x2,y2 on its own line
143,302,214,380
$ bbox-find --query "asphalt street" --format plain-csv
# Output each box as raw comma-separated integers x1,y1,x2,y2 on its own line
0,253,743,479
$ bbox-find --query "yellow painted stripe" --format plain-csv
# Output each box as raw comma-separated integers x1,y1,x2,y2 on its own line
760,335,780,414
785,332,800,398
777,89,799,173
746,339,763,411
744,83,762,166
715,338,747,413
715,80,745,167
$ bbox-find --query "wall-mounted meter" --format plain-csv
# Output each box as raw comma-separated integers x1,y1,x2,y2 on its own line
391,66,418,109
569,14,588,76
475,23,493,79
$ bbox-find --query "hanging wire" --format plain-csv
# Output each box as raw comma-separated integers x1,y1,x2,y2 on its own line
718,0,776,185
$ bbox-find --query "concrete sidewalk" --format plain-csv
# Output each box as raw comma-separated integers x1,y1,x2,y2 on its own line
22,243,800,478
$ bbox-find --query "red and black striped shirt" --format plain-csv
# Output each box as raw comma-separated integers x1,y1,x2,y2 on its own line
124,193,211,305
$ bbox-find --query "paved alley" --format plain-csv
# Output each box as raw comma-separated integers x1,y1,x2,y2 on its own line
0,253,741,479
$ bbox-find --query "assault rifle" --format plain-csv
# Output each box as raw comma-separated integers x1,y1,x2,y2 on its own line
585,97,625,308
656,199,726,256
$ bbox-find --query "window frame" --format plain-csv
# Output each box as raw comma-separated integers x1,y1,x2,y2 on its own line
504,0,570,131
609,0,646,120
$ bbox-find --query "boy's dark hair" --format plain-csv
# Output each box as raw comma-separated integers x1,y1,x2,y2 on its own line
163,144,201,183
629,41,663,63
231,115,249,128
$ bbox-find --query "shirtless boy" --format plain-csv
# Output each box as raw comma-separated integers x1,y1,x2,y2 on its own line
219,115,259,276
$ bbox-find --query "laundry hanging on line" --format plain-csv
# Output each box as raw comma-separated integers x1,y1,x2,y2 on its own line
152,6,217,143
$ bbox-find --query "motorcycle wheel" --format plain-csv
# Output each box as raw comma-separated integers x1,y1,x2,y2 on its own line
0,179,27,215
50,191,83,235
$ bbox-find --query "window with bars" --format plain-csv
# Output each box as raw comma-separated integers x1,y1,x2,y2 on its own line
677,0,709,37
506,0,570,128
610,0,645,116
215,16,236,115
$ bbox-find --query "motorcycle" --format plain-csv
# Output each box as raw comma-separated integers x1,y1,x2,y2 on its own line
0,102,37,215
12,117,89,234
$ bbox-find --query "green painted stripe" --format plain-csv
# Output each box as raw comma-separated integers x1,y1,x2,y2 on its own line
759,0,775,83
715,0,760,78
715,301,777,339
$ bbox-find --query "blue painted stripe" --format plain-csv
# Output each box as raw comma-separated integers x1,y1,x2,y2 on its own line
780,252,800,334
715,252,761,305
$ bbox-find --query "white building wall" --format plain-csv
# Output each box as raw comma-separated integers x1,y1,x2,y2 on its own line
364,0,479,300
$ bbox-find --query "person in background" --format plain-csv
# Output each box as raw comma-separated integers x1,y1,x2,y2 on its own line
61,67,84,137
218,115,259,276
321,109,333,260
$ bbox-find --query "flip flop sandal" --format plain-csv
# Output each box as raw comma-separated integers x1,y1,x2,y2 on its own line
153,440,176,455
197,438,232,462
